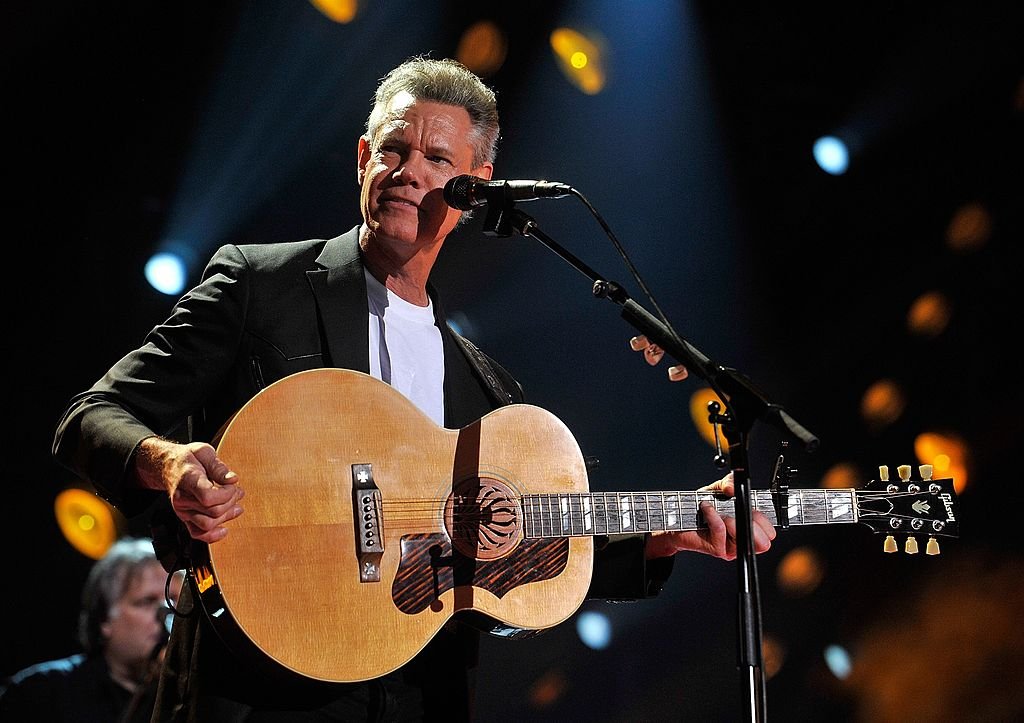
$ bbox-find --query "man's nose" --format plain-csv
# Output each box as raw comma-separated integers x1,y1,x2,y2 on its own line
393,152,425,185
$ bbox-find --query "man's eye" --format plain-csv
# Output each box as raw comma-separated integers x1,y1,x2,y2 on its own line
428,156,452,165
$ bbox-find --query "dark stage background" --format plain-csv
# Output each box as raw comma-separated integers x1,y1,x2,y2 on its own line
5,1,1023,721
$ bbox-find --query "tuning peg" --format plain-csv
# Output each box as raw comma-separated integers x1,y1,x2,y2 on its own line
926,537,940,555
897,465,912,482
919,464,933,481
904,536,919,554
879,465,890,482
884,535,898,553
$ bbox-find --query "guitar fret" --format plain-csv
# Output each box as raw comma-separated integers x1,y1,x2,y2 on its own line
827,490,855,523
802,490,828,524
539,495,548,537
593,493,606,535
680,492,699,530
790,492,803,526
647,493,662,531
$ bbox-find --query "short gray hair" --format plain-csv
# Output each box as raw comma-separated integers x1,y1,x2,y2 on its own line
365,56,500,167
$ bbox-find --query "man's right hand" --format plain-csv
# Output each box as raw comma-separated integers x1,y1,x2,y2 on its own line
630,335,689,381
134,437,244,543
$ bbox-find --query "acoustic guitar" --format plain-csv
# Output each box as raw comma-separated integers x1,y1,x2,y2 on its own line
189,368,959,683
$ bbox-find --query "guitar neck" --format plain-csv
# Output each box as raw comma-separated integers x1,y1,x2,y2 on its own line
522,489,859,538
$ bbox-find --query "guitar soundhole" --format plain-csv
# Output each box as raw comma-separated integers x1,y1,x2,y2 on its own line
444,476,522,561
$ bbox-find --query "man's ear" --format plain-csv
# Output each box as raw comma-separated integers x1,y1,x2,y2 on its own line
471,163,494,181
356,136,371,185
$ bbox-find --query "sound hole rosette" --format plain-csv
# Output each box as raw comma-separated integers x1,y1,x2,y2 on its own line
443,476,523,560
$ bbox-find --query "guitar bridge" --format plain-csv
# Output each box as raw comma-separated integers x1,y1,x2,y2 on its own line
352,463,384,582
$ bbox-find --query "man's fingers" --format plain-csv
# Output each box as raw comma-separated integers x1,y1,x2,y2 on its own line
190,443,239,486
630,335,663,365
701,502,729,556
631,335,689,381
667,365,688,381
753,511,777,551
182,504,243,543
184,519,229,544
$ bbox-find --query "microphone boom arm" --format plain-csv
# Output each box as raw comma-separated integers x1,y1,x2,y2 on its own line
486,201,818,450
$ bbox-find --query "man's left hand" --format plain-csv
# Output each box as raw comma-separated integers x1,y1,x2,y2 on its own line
645,473,777,560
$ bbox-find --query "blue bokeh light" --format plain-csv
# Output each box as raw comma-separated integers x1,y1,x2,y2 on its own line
576,610,612,650
813,135,849,175
144,252,188,296
824,644,852,679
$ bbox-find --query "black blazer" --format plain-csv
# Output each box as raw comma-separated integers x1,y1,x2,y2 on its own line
52,226,671,719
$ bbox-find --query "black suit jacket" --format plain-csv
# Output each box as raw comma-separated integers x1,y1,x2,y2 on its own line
53,226,671,720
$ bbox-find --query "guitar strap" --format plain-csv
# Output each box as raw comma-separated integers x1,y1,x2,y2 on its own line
448,328,523,407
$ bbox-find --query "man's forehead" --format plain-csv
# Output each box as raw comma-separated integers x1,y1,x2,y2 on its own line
374,93,471,142
378,91,416,133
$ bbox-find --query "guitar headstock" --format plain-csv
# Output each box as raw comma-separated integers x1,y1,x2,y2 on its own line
856,464,959,555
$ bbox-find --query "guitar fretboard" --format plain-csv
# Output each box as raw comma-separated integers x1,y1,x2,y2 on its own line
522,489,859,538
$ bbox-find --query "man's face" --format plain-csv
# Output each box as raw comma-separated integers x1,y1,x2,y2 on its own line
101,563,168,671
358,93,492,252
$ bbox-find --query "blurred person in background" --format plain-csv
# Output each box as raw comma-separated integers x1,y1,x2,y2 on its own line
0,537,180,723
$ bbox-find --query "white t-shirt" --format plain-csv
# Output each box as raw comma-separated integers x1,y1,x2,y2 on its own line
365,268,445,426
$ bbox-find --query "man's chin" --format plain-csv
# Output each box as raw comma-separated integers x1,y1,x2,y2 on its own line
367,220,446,248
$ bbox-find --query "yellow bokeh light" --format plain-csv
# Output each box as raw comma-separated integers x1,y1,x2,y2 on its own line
550,28,607,94
945,201,991,252
689,387,724,448
308,0,358,23
455,20,508,77
821,462,863,489
762,633,787,680
54,488,120,560
777,546,825,597
529,668,567,708
907,291,951,337
860,378,906,429
914,431,969,493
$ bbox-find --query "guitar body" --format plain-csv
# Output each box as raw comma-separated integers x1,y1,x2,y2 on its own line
194,369,593,683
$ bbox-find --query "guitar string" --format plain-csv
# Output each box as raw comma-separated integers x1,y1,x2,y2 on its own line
369,490,941,529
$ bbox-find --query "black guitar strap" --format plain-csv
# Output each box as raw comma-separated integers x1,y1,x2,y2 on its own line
448,328,523,407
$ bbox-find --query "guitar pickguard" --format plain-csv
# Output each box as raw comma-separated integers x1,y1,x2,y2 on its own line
393,534,569,614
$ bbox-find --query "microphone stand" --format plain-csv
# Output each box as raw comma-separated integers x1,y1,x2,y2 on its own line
480,200,819,723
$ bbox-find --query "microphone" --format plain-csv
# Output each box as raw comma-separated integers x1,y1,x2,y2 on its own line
443,175,572,210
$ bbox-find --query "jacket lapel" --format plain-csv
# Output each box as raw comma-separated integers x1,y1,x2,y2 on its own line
307,227,370,373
